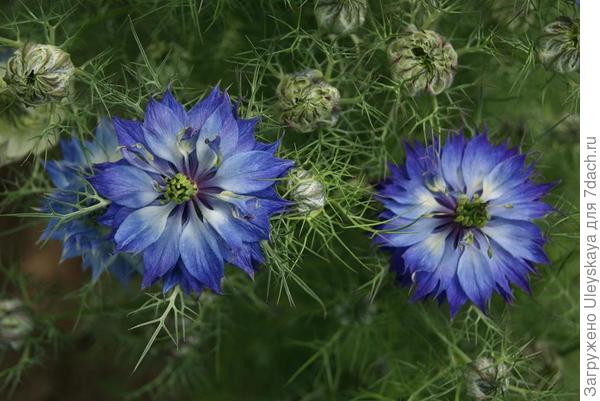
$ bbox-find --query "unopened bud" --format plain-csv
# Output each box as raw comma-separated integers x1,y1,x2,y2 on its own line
289,168,326,214
0,54,59,166
538,17,580,73
4,43,75,105
465,357,510,401
388,27,457,96
0,299,33,350
277,70,340,133
314,0,368,35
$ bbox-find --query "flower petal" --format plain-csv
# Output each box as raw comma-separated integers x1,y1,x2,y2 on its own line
142,208,183,287
457,245,494,311
114,204,175,253
89,165,160,208
179,211,224,293
481,218,549,264
206,151,293,194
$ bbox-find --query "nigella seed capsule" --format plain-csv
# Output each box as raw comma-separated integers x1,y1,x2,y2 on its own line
276,70,341,133
388,26,458,96
314,0,368,36
538,17,580,73
3,43,75,105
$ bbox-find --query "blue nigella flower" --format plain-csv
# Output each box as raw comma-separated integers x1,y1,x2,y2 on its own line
41,119,141,282
374,133,553,316
89,87,293,293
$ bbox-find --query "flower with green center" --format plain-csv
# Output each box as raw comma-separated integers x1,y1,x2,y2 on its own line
388,27,458,96
3,43,75,105
165,173,198,204
314,0,368,35
276,69,341,133
89,87,293,293
374,133,553,316
454,196,490,228
538,17,580,73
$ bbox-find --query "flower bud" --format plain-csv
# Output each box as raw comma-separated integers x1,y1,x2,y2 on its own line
388,27,457,96
314,0,368,35
0,55,59,166
289,168,326,214
0,299,33,350
3,43,75,105
465,357,510,401
538,17,579,73
489,0,535,33
277,70,340,133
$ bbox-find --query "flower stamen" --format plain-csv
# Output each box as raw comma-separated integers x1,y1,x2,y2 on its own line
454,195,489,228
165,173,197,204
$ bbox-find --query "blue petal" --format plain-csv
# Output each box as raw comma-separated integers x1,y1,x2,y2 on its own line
142,99,186,169
440,133,466,192
461,135,515,197
482,218,549,264
402,229,450,273
112,117,146,147
188,86,225,131
377,217,449,247
89,165,160,208
236,117,259,152
160,89,187,125
457,245,494,311
207,151,293,194
114,204,176,253
179,211,224,293
142,208,183,287
481,154,528,201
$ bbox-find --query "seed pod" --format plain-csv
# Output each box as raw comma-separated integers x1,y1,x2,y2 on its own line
538,17,580,73
0,55,59,166
465,357,510,401
276,70,341,133
4,43,75,105
0,299,33,350
489,0,535,33
314,0,368,35
289,168,326,214
388,27,458,96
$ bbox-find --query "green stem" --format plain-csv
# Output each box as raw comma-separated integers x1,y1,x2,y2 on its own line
0,36,22,48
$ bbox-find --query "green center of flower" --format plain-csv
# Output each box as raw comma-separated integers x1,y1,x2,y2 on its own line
165,173,197,204
454,196,489,228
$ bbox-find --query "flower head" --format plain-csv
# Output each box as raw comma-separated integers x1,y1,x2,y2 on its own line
538,17,580,73
89,87,293,293
3,43,75,105
41,119,140,282
314,0,368,35
276,69,341,133
374,133,552,316
388,27,457,96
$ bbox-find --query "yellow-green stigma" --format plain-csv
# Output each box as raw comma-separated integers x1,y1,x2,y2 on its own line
454,196,489,228
165,173,197,204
